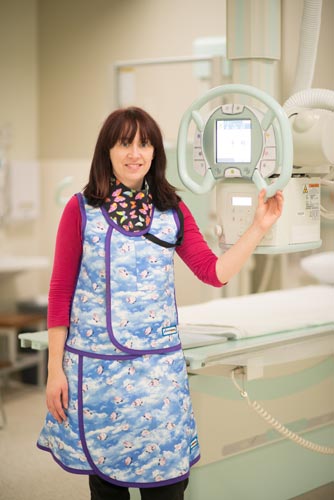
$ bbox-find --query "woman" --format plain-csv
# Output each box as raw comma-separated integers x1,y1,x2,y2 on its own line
38,107,283,500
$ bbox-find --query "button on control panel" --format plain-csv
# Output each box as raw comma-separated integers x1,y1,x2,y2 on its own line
193,130,208,176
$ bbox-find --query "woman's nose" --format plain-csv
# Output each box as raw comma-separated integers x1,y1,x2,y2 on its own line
127,143,140,157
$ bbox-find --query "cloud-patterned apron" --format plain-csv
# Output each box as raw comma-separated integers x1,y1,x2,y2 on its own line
37,193,200,488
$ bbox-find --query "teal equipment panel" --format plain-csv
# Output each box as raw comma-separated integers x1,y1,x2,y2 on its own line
177,84,293,198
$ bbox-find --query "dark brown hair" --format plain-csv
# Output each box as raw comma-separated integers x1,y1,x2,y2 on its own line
83,107,181,210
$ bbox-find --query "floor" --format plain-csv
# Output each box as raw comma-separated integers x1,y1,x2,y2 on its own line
291,483,334,500
0,381,333,500
0,381,90,500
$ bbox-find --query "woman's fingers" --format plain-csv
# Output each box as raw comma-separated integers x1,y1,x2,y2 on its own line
47,386,68,423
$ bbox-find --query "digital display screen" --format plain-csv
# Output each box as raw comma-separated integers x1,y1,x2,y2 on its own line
232,196,252,207
216,119,251,163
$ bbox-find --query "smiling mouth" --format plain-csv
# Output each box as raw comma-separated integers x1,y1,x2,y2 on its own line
126,163,142,169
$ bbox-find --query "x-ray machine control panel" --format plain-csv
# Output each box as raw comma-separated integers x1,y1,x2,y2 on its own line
193,104,278,182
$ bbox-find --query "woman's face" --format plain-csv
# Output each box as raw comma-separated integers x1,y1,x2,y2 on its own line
109,129,154,190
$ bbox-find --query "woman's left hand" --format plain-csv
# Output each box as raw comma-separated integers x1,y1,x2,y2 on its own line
253,189,284,233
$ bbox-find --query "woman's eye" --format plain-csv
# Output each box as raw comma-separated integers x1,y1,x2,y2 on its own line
118,139,151,148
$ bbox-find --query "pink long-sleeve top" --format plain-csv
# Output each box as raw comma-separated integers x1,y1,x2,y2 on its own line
47,196,223,328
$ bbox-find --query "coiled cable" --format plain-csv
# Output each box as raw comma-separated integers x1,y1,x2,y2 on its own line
231,367,334,455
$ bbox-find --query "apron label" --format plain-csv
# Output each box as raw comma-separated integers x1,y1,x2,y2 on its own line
162,325,178,336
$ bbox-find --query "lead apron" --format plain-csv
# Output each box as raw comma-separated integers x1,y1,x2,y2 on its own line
37,194,200,488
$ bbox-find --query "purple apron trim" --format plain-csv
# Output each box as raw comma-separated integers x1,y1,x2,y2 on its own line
36,443,200,489
190,454,201,468
90,470,191,490
76,193,87,235
77,355,100,477
104,225,182,356
67,193,87,343
36,442,94,475
172,207,180,233
65,344,141,360
171,206,181,330
77,357,196,489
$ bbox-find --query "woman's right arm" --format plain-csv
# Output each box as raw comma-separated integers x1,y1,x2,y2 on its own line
46,326,69,423
46,195,83,423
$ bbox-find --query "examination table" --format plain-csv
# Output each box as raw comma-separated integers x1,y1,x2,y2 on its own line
19,285,334,500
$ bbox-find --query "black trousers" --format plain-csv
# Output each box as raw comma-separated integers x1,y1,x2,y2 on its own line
89,474,189,500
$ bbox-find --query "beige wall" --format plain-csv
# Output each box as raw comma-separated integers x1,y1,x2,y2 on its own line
0,0,333,307
0,0,42,306
0,0,39,160
38,0,227,159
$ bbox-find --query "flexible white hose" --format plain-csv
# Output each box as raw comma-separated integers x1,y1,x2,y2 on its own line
292,0,323,94
284,88,334,115
231,368,334,455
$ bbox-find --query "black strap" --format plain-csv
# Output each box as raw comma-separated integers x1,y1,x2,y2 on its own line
143,206,184,248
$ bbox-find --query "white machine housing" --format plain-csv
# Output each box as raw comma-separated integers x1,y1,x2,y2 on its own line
178,84,328,253
191,101,321,253
216,177,321,253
